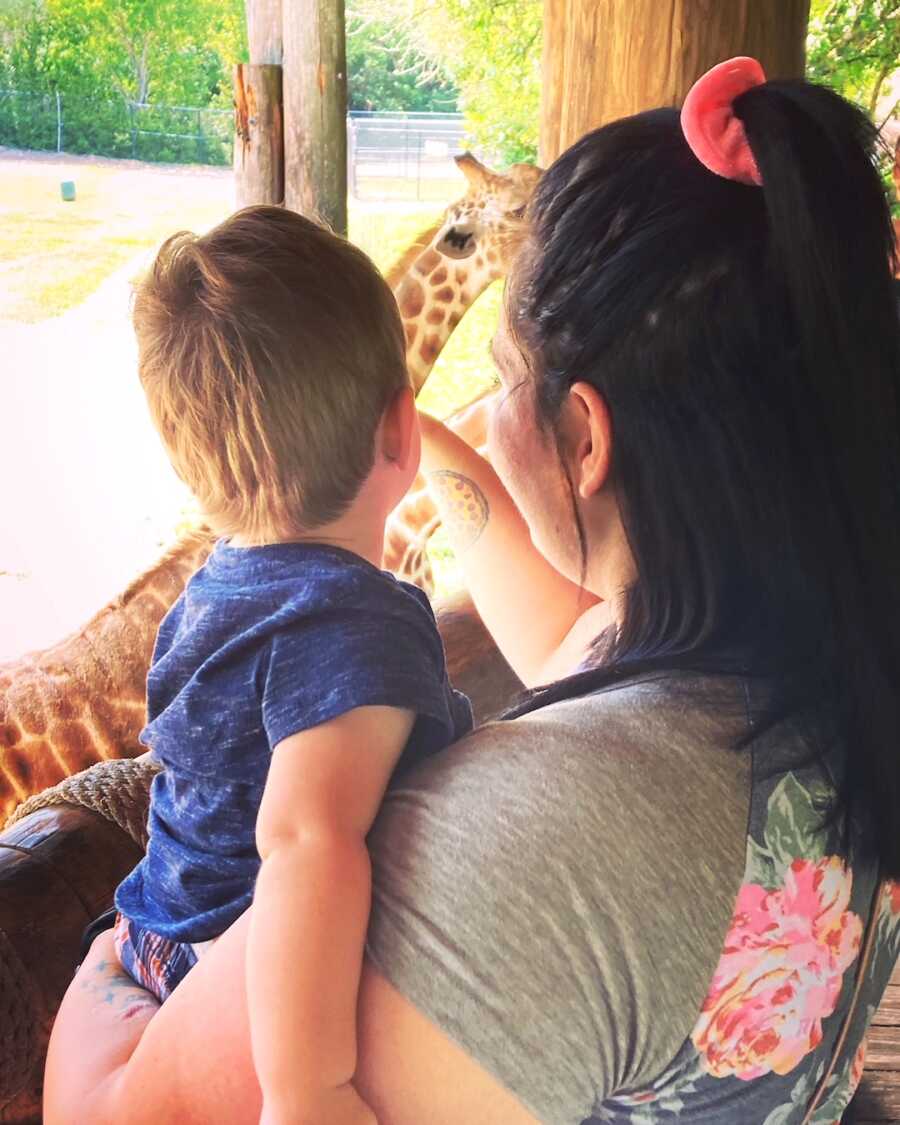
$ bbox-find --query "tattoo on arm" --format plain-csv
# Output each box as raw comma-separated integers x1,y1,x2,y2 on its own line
427,470,490,552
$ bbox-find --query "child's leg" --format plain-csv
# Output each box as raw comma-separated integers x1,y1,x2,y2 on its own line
44,929,160,1125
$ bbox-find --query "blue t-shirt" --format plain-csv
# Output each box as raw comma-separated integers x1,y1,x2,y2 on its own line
115,540,473,942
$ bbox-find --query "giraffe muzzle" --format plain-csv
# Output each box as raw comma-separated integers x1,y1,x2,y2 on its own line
437,223,477,260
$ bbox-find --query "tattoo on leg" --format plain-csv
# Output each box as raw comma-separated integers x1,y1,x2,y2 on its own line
79,956,158,1017
427,471,490,552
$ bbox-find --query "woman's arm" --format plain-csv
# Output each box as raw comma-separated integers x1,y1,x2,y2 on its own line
419,410,603,687
250,706,414,1125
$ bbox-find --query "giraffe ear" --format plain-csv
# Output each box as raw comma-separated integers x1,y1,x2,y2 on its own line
510,163,543,191
455,152,490,188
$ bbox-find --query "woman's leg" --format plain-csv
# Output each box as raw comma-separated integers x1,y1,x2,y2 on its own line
44,911,261,1125
44,930,160,1125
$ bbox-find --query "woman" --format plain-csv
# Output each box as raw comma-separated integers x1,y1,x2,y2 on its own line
45,59,900,1124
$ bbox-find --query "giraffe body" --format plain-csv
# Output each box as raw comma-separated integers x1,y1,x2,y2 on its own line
0,155,541,819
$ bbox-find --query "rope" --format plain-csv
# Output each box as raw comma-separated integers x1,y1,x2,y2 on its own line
4,756,158,850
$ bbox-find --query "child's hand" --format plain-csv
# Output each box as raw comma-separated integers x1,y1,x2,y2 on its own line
260,1083,378,1125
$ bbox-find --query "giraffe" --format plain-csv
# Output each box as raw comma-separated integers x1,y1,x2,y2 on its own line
390,152,540,394
0,530,213,821
0,153,540,821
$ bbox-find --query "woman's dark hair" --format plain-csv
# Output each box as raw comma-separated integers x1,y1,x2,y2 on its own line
508,81,900,876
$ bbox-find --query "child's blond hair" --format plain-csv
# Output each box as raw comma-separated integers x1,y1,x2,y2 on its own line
133,205,409,541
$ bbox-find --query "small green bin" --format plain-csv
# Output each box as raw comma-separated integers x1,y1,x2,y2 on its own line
60,181,76,202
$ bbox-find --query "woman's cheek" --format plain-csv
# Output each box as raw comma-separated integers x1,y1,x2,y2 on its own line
488,391,552,534
488,391,585,583
488,390,531,506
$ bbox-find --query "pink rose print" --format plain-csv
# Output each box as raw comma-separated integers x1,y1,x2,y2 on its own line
692,857,863,1081
884,879,900,917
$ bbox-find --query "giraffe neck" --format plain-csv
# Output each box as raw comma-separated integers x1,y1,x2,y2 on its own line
391,231,501,394
1,530,213,686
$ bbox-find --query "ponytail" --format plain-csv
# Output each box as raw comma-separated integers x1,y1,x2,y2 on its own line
735,81,900,875
511,82,900,877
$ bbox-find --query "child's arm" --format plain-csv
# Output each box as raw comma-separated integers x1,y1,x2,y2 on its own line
249,705,415,1125
419,410,607,686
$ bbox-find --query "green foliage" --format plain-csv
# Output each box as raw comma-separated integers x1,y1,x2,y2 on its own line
807,0,900,119
346,12,457,112
0,0,242,162
353,0,541,164
0,0,245,106
420,0,541,163
807,1,900,213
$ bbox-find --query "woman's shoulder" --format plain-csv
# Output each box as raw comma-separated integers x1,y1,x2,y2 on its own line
460,671,753,817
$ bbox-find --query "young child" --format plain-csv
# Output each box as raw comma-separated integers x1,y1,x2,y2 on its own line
110,206,472,1125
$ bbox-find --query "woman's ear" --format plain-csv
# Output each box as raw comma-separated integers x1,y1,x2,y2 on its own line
566,382,613,499
380,385,420,475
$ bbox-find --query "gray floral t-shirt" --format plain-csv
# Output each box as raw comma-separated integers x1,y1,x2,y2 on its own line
366,674,900,1124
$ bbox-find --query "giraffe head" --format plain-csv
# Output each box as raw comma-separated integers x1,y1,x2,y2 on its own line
391,152,542,392
434,152,542,266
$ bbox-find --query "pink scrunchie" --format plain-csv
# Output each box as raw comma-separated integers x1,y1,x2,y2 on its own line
681,56,766,186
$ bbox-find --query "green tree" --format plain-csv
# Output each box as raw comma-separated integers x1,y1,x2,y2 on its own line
806,0,900,211
353,0,541,163
0,0,245,106
347,12,457,112
807,0,900,119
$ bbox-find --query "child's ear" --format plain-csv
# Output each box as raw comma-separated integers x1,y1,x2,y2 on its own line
381,385,419,473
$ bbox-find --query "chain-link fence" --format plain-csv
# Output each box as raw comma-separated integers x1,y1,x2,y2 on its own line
0,90,471,197
349,110,467,201
0,90,233,165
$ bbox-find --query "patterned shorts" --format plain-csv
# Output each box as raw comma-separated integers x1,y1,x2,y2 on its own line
113,912,200,1004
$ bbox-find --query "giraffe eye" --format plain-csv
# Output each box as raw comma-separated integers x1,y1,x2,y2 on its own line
510,204,527,219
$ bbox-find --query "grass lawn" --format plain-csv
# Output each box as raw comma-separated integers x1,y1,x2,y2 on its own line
0,157,235,321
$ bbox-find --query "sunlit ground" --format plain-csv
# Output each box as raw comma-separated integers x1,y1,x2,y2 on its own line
0,148,499,661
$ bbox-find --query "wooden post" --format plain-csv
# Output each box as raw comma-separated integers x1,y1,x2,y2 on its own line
234,63,284,207
234,0,284,208
541,0,811,164
283,0,348,235
247,0,283,65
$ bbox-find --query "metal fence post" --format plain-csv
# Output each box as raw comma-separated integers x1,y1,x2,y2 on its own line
56,90,62,153
347,115,357,199
197,107,207,163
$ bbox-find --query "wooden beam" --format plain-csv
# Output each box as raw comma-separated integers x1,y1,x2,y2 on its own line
283,0,348,235
234,63,284,208
541,0,810,164
247,0,282,65
234,0,284,208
